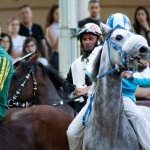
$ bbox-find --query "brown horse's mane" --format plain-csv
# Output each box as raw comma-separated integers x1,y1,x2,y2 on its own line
18,61,75,95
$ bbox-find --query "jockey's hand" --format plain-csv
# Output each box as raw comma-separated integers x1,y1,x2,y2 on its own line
73,86,91,96
121,71,133,79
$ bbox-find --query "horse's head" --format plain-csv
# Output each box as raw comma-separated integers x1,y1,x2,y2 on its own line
8,60,75,108
99,28,150,77
8,61,38,107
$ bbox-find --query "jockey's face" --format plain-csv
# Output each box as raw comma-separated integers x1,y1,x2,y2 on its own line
81,33,98,52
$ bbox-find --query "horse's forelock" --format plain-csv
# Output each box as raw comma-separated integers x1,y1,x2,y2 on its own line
17,61,35,73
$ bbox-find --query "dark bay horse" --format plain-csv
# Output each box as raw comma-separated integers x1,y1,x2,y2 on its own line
8,61,75,115
1,60,76,149
1,105,72,150
84,29,150,149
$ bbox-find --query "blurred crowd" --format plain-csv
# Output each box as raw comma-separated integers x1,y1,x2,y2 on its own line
1,2,150,71
0,4,59,70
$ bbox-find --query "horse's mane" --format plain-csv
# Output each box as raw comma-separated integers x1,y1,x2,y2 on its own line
18,61,75,94
92,49,103,80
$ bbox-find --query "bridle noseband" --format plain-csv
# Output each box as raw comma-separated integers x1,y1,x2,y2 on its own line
8,65,37,108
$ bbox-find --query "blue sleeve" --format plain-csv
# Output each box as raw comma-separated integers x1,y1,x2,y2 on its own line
132,78,150,87
131,68,150,87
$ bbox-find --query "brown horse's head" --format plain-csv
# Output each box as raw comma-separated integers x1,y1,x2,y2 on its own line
8,61,37,107
8,61,75,108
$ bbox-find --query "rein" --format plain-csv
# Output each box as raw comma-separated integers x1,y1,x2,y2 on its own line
52,95,86,106
8,67,37,108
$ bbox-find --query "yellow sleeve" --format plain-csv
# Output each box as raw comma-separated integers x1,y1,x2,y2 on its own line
0,57,10,91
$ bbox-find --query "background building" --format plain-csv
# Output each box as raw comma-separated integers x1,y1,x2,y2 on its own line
0,0,149,31
0,0,150,75
101,0,150,22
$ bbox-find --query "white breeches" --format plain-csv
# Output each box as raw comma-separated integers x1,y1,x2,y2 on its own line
66,96,91,150
123,96,150,150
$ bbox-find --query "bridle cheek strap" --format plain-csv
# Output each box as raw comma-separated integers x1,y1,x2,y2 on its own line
8,68,37,108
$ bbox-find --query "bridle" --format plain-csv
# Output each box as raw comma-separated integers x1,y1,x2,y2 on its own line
97,27,129,78
8,66,38,108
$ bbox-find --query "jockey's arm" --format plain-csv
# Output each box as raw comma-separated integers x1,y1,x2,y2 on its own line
133,67,150,99
122,67,150,87
132,68,150,87
0,57,11,92
136,87,150,99
74,86,91,96
122,68,150,99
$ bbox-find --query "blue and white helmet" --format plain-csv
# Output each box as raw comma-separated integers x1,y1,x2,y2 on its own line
106,13,132,31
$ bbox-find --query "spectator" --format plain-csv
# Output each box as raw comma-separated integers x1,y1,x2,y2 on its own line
45,4,59,70
78,0,102,28
133,6,150,45
0,33,13,58
18,4,48,58
7,17,26,58
22,37,48,66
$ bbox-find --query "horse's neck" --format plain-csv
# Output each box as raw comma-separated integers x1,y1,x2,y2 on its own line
36,76,64,105
92,76,124,135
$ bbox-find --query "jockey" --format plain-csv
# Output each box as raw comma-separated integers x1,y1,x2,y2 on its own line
67,23,103,150
0,28,13,121
106,13,150,150
66,23,103,112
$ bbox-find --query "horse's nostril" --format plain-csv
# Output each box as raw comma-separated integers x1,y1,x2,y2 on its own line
139,47,148,54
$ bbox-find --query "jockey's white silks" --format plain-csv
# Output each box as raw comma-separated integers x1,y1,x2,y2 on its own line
71,45,102,88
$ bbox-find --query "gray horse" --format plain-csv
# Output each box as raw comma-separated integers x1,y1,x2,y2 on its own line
84,28,150,150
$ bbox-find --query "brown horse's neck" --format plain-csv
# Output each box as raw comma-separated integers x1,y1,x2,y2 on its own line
35,75,64,105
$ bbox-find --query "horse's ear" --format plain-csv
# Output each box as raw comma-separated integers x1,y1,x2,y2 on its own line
101,22,112,34
28,54,38,63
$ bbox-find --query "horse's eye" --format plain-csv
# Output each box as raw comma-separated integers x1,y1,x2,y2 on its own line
115,35,123,41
